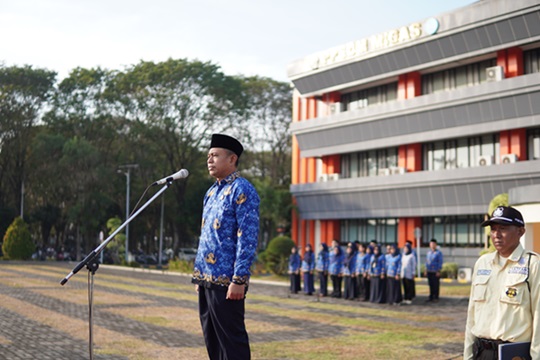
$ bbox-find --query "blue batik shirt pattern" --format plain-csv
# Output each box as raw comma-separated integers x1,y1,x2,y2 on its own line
355,252,366,274
192,171,260,288
426,249,443,272
362,253,372,274
329,248,344,275
342,254,356,276
386,254,402,277
289,253,301,273
301,252,315,272
315,251,329,272
370,255,386,276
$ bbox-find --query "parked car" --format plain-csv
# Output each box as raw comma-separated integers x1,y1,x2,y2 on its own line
178,248,197,262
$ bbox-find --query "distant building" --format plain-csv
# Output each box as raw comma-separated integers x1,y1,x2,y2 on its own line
287,0,540,268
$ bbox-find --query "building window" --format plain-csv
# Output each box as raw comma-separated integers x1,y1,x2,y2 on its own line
341,147,398,178
421,59,496,95
341,83,398,112
422,215,485,247
423,134,500,170
528,127,540,160
524,48,540,74
340,218,398,244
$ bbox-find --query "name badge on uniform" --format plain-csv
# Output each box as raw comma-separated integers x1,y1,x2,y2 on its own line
508,266,528,275
477,269,491,276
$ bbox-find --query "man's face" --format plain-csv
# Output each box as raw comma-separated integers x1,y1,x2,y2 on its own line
207,147,236,181
429,241,437,251
490,223,525,257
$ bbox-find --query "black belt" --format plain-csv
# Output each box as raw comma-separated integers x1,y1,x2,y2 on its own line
475,337,509,350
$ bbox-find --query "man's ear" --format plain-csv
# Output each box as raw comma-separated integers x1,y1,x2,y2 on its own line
229,154,238,165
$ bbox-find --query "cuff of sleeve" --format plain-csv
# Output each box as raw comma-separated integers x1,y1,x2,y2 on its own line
232,275,248,285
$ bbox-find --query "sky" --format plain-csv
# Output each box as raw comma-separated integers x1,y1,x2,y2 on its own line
2,0,478,83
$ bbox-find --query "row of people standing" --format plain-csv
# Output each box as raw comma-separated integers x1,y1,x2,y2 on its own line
289,239,442,305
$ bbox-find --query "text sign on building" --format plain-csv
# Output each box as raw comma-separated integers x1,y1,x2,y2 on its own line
309,18,440,71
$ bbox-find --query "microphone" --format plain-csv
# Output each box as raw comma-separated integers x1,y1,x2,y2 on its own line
153,169,189,185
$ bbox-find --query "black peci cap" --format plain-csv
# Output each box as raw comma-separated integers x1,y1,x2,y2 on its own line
481,206,525,227
210,134,244,158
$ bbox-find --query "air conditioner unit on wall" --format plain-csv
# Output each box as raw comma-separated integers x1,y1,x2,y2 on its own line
478,155,494,167
458,267,472,283
328,173,340,181
379,168,391,176
390,166,406,175
329,103,341,115
319,174,328,182
486,66,504,82
501,153,518,164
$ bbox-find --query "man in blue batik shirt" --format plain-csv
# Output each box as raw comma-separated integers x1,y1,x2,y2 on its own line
425,238,443,303
192,134,260,360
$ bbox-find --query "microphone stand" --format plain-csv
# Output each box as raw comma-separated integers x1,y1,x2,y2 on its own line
60,181,173,359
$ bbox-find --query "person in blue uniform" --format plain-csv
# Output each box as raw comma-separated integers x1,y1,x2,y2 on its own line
360,244,373,301
343,242,357,300
315,243,329,297
385,244,403,305
355,243,368,301
192,134,260,360
329,239,344,298
369,244,386,303
301,244,315,295
425,238,443,303
288,246,301,294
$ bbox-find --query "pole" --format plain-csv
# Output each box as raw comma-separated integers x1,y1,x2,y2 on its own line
20,180,24,220
414,227,422,277
118,164,138,263
125,170,130,262
158,196,164,269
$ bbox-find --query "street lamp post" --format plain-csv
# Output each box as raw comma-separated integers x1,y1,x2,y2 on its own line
118,164,139,263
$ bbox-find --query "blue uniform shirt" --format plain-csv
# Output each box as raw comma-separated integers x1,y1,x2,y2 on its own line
329,247,344,275
301,251,315,272
386,254,402,277
289,252,301,273
370,255,386,276
315,250,329,272
426,249,443,272
192,171,260,288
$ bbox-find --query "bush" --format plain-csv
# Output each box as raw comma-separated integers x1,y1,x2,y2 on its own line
2,217,35,260
441,262,459,279
259,235,295,275
421,262,459,279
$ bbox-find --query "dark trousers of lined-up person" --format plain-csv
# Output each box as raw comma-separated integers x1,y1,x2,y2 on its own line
198,286,250,360
426,271,440,301
331,274,342,298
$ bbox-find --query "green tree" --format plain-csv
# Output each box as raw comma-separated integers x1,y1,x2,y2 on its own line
37,67,121,259
0,65,56,237
110,59,247,251
2,217,34,260
105,217,126,264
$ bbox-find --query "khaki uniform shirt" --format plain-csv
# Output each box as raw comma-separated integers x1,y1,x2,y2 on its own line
464,244,540,359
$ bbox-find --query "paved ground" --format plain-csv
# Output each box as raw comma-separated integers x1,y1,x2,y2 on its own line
0,262,469,359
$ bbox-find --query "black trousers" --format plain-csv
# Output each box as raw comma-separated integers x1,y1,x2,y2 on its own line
290,273,301,293
198,286,250,360
318,271,328,296
331,275,342,297
427,271,440,300
402,277,416,301
473,338,507,360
